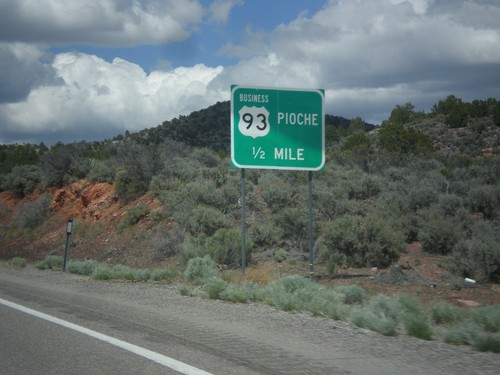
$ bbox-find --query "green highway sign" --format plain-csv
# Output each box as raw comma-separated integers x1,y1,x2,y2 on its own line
231,85,325,170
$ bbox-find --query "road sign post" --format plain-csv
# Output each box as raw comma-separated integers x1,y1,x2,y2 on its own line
231,85,325,273
231,86,324,171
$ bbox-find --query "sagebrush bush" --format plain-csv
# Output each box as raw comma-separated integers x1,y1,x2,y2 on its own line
334,285,366,305
429,301,467,325
264,276,348,319
185,205,229,236
446,220,500,281
92,264,112,280
184,256,219,284
220,282,264,303
471,305,500,333
14,194,51,229
351,294,402,336
150,223,186,261
204,277,228,299
319,214,403,270
206,228,252,268
151,267,179,282
132,269,151,282
110,264,135,280
418,209,464,255
67,260,97,276
7,257,27,268
118,203,150,231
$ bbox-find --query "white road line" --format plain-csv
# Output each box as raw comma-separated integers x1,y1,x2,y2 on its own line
0,298,215,375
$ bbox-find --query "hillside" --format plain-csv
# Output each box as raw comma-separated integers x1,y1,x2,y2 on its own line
1,96,500,309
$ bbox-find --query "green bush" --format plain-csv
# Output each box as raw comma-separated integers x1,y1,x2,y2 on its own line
92,263,112,280
334,285,366,305
206,228,252,268
468,185,499,219
402,312,433,340
150,223,186,261
204,277,228,299
13,194,51,229
429,301,467,325
6,257,27,268
446,220,500,281
42,255,64,270
118,203,150,231
1,164,41,198
264,276,348,319
472,334,500,353
110,264,135,280
220,282,264,303
132,269,151,282
151,267,179,282
319,214,403,270
418,211,464,255
185,205,229,236
184,256,219,284
471,305,500,333
67,260,97,275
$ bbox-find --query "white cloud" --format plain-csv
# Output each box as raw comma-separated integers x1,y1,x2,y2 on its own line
0,0,204,46
0,52,225,142
208,0,244,24
1,0,499,144
214,0,500,121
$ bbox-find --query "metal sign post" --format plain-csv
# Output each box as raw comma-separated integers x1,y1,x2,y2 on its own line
231,85,325,273
63,218,73,272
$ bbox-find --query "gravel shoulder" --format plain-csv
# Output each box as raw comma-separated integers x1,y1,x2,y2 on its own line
1,265,498,375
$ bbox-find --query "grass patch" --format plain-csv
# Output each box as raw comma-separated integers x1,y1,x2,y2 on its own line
151,267,179,282
67,260,97,276
6,257,27,268
36,255,64,270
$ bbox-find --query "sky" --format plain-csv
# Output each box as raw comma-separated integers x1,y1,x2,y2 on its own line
1,0,499,145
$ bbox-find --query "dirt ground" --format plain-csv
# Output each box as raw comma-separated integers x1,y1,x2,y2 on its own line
1,180,499,308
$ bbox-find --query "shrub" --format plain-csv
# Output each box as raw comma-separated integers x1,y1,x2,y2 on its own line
13,194,51,229
446,220,500,281
220,282,264,303
204,277,228,299
132,269,152,282
443,322,478,346
272,249,287,263
150,223,186,261
118,203,150,231
184,256,219,284
206,228,252,268
67,260,97,276
402,312,433,340
151,267,179,282
472,334,500,353
92,263,112,280
418,211,464,255
44,255,64,269
6,257,27,268
429,301,467,325
1,164,41,198
179,234,208,265
250,222,283,248
471,305,500,333
185,205,229,236
264,276,348,319
334,285,366,305
319,215,403,270
110,264,135,280
468,185,499,219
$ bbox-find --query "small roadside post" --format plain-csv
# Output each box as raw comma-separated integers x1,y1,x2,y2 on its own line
63,217,73,272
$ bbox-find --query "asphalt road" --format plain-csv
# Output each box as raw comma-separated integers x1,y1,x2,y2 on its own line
1,266,498,375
